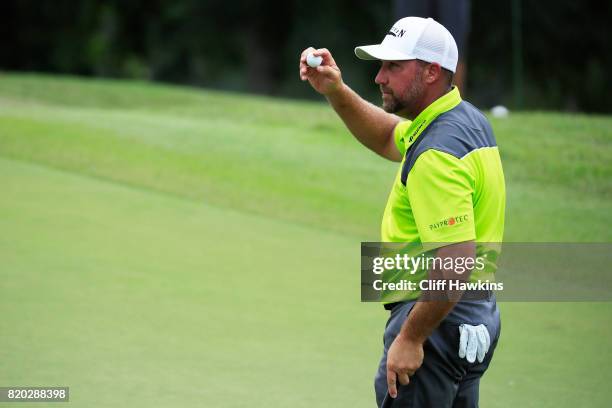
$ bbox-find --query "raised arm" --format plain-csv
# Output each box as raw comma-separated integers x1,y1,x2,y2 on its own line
300,47,402,162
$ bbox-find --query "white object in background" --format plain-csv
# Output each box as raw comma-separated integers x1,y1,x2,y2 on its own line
491,105,509,118
306,52,323,68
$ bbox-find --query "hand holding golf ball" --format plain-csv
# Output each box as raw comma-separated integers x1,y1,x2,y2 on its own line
300,47,343,96
306,52,323,68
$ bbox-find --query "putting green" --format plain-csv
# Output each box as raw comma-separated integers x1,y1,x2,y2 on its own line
1,74,611,407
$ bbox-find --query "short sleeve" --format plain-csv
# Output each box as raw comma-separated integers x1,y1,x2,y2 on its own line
393,120,412,156
406,149,476,243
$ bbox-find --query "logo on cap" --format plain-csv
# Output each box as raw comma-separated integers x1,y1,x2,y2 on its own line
387,27,406,38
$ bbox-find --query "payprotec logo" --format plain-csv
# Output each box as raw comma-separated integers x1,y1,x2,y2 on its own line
429,214,469,230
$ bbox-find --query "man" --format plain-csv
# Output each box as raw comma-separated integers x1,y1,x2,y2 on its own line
299,17,505,408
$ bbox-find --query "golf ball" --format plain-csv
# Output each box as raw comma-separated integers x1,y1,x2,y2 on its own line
491,105,509,118
306,52,323,68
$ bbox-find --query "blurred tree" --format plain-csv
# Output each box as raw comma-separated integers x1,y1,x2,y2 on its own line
1,0,610,112
241,0,295,94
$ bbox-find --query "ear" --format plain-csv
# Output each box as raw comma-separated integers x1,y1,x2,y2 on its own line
423,63,442,84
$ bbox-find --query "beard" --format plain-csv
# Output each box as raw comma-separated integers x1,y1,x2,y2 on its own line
381,70,425,116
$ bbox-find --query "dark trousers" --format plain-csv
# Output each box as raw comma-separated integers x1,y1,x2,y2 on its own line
375,300,500,408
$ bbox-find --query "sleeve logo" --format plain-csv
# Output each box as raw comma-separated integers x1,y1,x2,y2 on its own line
429,214,469,230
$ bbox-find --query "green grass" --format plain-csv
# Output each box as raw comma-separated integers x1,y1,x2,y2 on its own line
1,73,610,241
1,73,611,407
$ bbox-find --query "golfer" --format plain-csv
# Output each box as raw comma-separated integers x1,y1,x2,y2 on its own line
300,17,505,408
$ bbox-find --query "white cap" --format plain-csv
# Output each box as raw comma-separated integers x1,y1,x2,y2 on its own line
354,17,459,73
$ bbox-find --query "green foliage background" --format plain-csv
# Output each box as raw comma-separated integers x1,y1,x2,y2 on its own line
3,0,611,112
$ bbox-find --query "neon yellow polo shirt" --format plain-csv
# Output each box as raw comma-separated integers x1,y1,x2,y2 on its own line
380,87,506,302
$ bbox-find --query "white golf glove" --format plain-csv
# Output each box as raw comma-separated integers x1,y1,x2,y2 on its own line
458,324,491,363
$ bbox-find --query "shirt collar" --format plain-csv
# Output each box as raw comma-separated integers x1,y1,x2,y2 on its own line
403,86,462,149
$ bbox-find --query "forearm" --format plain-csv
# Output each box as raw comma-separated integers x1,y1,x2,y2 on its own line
398,241,475,344
398,300,457,344
326,83,401,161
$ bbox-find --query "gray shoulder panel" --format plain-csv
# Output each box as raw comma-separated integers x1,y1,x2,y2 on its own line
400,101,497,185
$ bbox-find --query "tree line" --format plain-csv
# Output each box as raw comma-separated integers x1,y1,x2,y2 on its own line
3,0,610,112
